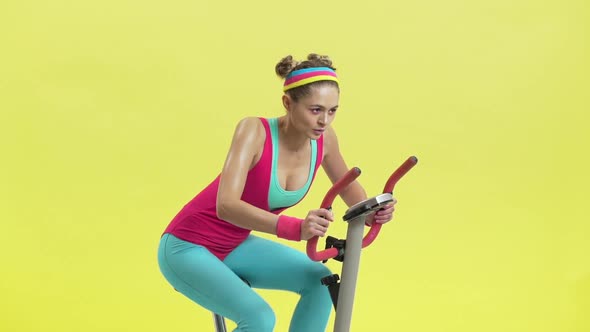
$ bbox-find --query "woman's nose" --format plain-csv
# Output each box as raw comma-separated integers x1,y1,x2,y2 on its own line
318,112,328,125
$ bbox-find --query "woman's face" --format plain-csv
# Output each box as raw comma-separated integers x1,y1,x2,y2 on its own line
285,84,340,139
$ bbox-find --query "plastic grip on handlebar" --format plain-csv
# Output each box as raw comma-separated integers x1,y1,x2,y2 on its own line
306,167,361,262
362,156,419,248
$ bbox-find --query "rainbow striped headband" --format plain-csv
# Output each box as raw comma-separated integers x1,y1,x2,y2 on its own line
283,67,339,92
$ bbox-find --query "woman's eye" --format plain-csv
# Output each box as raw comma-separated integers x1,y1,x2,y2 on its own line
311,109,321,114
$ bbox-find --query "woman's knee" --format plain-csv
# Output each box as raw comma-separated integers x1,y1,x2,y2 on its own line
299,262,332,292
239,300,276,332
309,262,332,282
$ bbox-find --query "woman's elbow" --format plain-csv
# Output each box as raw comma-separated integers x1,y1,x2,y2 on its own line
216,197,237,221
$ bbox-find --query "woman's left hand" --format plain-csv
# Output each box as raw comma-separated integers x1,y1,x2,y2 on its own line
366,199,397,225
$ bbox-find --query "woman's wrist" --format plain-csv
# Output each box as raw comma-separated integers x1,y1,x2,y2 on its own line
276,215,303,241
365,213,374,226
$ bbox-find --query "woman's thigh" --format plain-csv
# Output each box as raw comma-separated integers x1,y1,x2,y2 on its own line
223,235,332,292
158,233,269,319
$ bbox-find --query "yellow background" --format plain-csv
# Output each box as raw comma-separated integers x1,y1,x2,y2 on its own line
1,0,589,331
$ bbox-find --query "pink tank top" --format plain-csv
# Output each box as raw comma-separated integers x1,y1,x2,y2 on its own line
163,117,324,260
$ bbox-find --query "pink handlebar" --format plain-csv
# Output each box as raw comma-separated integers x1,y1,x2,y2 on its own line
361,156,418,248
306,167,362,262
306,156,418,261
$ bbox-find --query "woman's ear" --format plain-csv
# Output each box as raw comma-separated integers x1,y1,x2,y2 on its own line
282,94,291,112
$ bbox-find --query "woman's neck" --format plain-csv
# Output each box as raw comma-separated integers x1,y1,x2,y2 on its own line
278,116,309,152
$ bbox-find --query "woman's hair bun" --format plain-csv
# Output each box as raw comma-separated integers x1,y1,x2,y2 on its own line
275,53,336,79
274,53,338,100
275,55,299,79
306,53,333,67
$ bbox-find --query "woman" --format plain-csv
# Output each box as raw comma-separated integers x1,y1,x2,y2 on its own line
158,53,396,332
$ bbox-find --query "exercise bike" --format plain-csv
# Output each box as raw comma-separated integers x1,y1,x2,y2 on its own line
213,156,418,331
307,156,418,331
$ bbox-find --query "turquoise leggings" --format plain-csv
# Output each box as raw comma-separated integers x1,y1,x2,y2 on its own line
158,233,333,332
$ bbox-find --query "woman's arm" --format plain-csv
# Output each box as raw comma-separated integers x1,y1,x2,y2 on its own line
321,126,396,225
216,117,332,239
216,117,280,234
321,126,368,206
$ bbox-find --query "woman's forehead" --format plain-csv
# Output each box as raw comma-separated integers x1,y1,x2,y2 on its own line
304,85,340,104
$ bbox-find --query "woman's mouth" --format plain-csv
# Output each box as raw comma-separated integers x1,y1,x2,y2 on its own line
313,129,325,135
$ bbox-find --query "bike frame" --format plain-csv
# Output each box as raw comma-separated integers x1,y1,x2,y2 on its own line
307,156,418,332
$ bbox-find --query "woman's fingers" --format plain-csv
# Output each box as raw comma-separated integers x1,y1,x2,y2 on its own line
373,201,397,223
314,208,334,222
303,209,333,238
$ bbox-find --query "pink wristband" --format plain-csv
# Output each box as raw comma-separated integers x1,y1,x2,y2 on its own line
276,215,303,242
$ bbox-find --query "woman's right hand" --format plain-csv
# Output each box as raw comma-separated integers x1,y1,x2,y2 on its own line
301,208,334,241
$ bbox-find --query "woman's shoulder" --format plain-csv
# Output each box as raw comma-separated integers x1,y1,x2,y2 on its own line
232,117,267,142
235,116,266,131
323,125,338,145
321,125,340,159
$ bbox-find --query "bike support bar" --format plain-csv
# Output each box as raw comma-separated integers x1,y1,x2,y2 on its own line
307,156,418,332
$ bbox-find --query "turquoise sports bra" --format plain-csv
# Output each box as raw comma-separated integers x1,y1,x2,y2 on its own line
267,118,317,210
